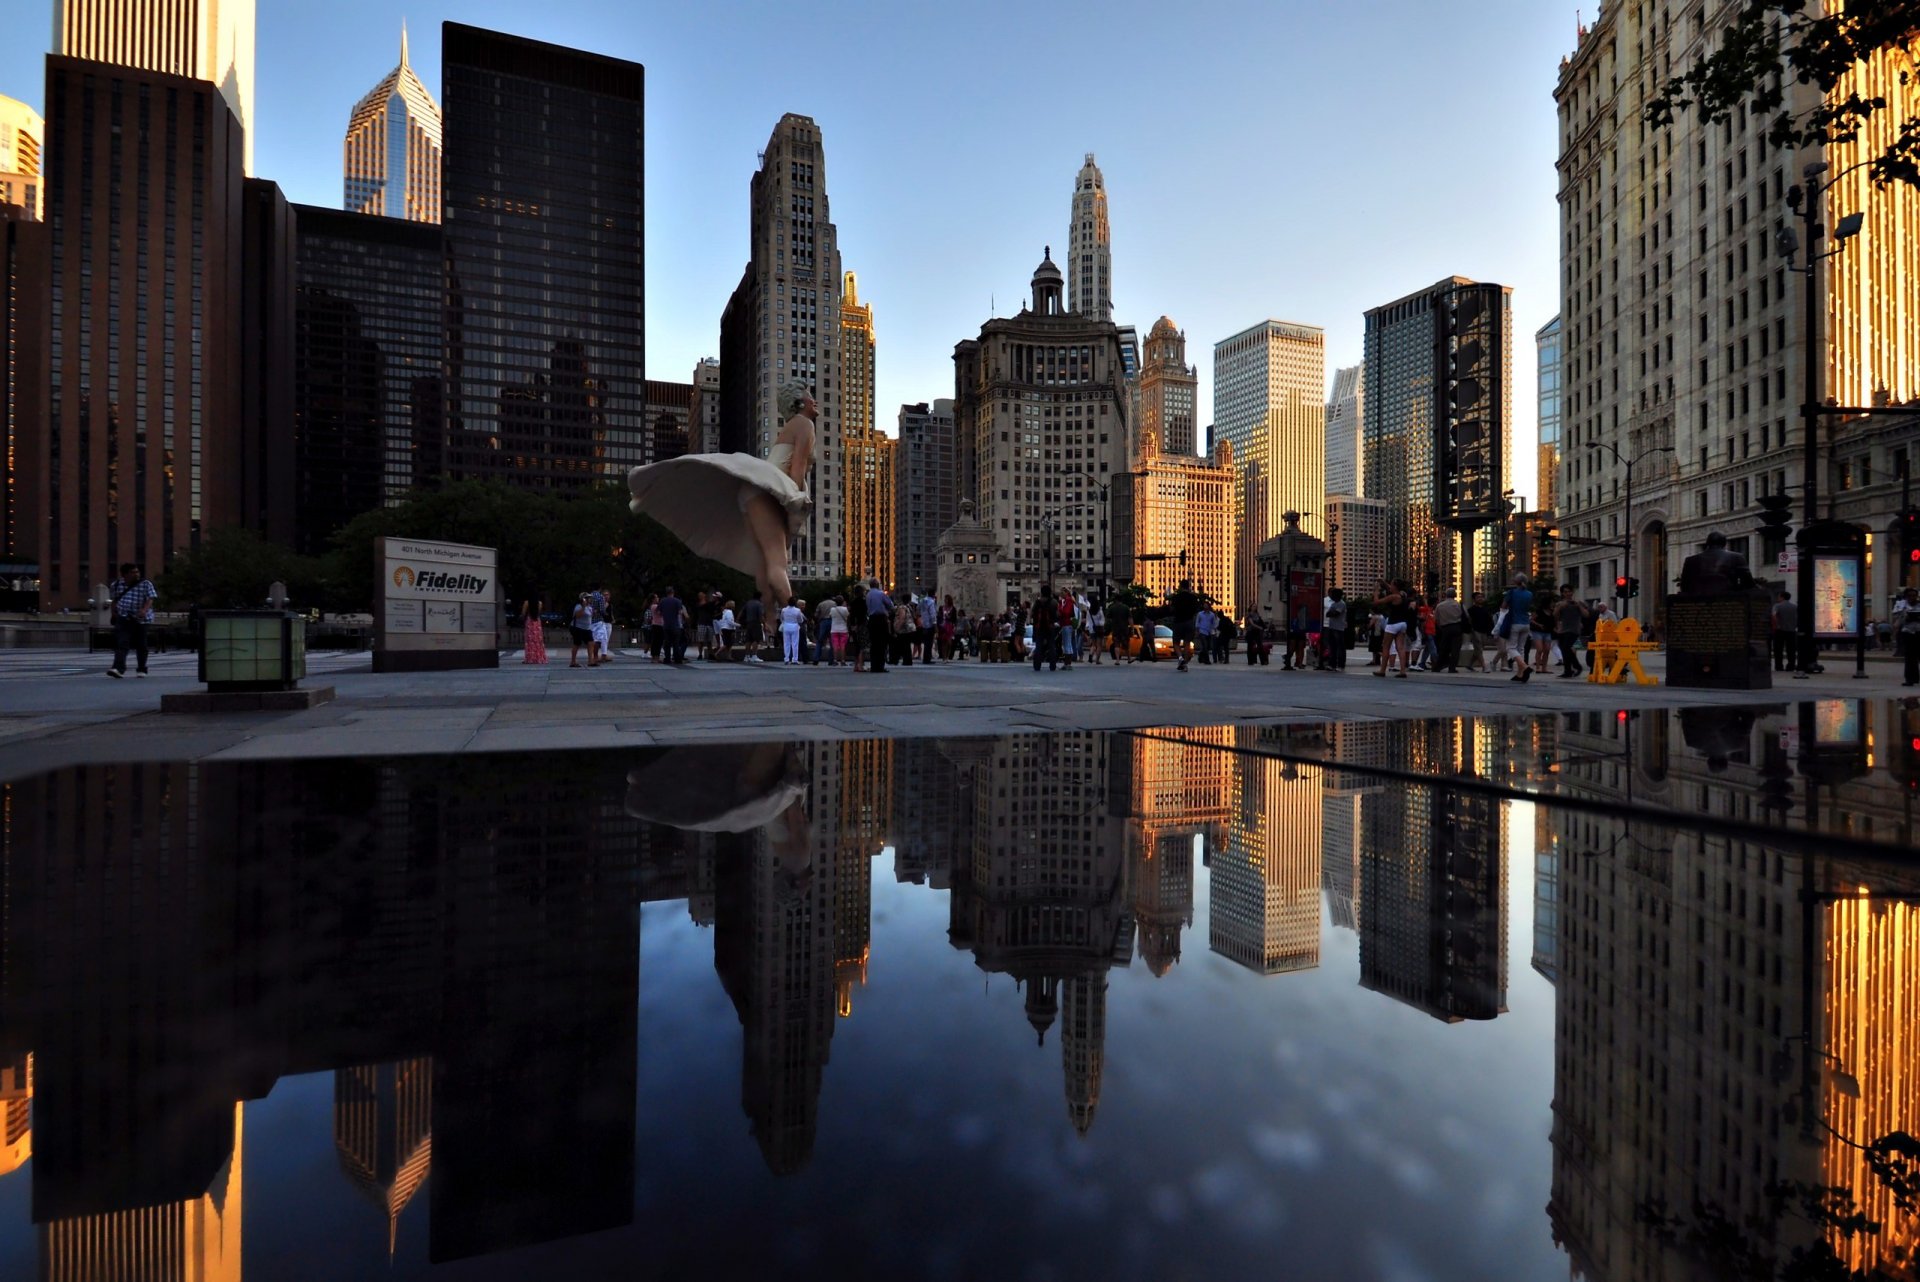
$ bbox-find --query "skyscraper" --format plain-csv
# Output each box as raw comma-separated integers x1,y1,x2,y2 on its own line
1212,320,1326,608
1325,364,1363,497
442,23,645,491
953,251,1131,605
1,204,45,570
1138,316,1197,456
643,378,693,464
1534,315,1561,514
1068,153,1111,322
1210,730,1322,977
840,271,893,582
343,24,443,225
717,114,845,578
292,204,443,552
894,398,956,594
1113,437,1237,616
54,0,256,174
1362,277,1511,596
1324,494,1388,600
41,55,247,605
0,95,43,218
690,357,721,454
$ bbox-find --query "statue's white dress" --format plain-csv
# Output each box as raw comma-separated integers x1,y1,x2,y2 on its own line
626,442,810,581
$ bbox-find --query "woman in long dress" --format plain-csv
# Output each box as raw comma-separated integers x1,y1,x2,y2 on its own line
627,382,815,619
520,598,547,665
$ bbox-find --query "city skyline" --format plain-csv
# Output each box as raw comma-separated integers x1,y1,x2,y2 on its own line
0,1,1563,504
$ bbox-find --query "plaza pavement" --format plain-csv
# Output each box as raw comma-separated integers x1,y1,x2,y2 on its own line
0,641,1912,783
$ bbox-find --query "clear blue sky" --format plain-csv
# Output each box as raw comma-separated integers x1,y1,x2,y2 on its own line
7,0,1576,507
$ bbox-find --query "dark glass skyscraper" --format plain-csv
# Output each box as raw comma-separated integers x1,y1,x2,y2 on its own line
441,24,644,491
292,205,442,554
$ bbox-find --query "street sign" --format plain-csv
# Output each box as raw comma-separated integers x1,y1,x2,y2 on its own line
1777,547,1799,574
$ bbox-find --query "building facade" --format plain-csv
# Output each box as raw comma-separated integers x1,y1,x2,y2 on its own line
54,0,255,174
1325,494,1388,600
1,206,44,573
1212,320,1326,608
343,24,442,225
1554,7,1920,611
292,204,443,552
1068,153,1111,322
442,24,645,492
41,56,247,605
952,251,1130,605
1112,437,1236,616
717,114,846,579
642,378,693,465
1211,729,1322,977
895,398,956,595
691,357,721,454
1535,314,1561,512
839,271,892,582
1362,277,1512,597
1137,315,1197,456
0,96,43,218
1325,363,1363,498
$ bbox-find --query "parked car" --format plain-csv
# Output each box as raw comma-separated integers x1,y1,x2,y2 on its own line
1111,623,1174,659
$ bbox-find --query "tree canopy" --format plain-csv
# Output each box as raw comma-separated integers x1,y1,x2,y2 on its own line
1645,2,1919,190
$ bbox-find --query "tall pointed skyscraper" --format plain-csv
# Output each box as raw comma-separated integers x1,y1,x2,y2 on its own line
1068,154,1112,322
344,24,443,224
54,0,256,174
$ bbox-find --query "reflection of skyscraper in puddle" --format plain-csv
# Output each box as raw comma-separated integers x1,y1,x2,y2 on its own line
335,1059,433,1258
892,738,981,889
1529,805,1560,985
950,735,1129,1135
42,1103,243,1282
0,1055,27,1180
1210,728,1322,976
1821,882,1920,1276
1321,722,1387,934
1358,720,1507,1021
834,741,891,1017
712,743,841,1174
1111,729,1231,975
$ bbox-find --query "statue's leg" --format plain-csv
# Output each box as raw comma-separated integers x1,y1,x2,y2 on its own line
744,494,793,617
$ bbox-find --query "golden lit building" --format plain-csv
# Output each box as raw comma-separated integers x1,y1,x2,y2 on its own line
840,272,895,583
1138,316,1197,456
342,25,442,224
334,1059,433,1258
1115,436,1236,615
0,96,42,218
1212,320,1326,608
833,739,890,1016
1118,728,1231,974
0,1053,28,1180
55,0,255,174
1210,728,1323,976
43,1102,244,1282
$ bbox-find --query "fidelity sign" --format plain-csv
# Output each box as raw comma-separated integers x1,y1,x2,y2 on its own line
374,537,501,672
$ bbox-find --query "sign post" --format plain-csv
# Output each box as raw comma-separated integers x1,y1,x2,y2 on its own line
374,537,501,673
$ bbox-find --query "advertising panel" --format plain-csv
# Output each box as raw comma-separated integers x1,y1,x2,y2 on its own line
374,537,501,671
1811,554,1861,639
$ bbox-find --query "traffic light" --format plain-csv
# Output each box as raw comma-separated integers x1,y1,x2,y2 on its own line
1629,576,1640,598
1758,492,1793,539
1889,706,1920,792
1614,575,1630,599
1540,525,1559,544
1901,508,1920,569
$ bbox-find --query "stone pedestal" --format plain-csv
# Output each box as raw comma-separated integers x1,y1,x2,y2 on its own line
161,685,337,713
1664,590,1772,689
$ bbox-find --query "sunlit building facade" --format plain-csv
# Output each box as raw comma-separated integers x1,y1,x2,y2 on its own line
0,96,42,219
1067,153,1111,323
54,0,256,173
1210,729,1322,977
342,25,442,225
1213,320,1326,608
840,272,893,583
1113,438,1235,615
1324,494,1388,600
1137,316,1196,457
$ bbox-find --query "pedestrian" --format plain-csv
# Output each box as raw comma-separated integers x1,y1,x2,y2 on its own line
814,595,836,665
917,591,938,664
1413,596,1437,670
1195,604,1217,664
1464,591,1493,671
1323,591,1349,671
1433,590,1467,673
717,599,739,656
645,594,664,661
569,594,597,668
892,594,917,666
1372,580,1411,678
848,589,869,671
1217,611,1238,665
1895,588,1920,687
864,579,893,674
741,595,765,662
520,596,548,665
1167,579,1202,672
1031,592,1059,672
830,595,850,664
1770,590,1798,672
592,585,614,662
1554,584,1592,678
1500,575,1534,680
1107,597,1131,662
106,562,157,678
939,595,959,660
779,597,805,664
659,586,687,664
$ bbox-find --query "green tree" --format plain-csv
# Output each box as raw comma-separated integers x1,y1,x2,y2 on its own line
1645,4,1919,190
158,528,325,609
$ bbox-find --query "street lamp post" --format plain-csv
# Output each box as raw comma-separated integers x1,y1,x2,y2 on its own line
1586,441,1675,621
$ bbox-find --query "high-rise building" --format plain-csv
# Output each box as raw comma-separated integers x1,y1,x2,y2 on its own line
1212,320,1326,608
241,177,294,547
952,250,1131,606
894,398,956,595
1325,364,1363,497
1362,277,1511,597
1535,315,1561,513
343,24,443,225
41,56,247,605
1,205,45,572
0,96,43,218
643,379,693,465
1068,153,1111,322
690,357,721,454
717,114,845,579
1210,729,1322,976
1113,437,1236,616
292,204,443,553
840,272,893,583
442,24,645,492
54,0,256,175
1554,10,1919,606
334,1059,433,1257
1324,494,1388,600
1137,316,1197,456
